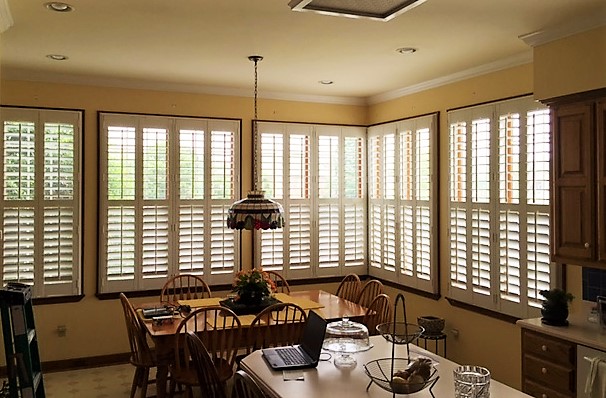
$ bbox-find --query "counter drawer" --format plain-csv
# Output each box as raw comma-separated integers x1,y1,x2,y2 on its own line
524,355,575,393
523,379,574,398
523,329,575,365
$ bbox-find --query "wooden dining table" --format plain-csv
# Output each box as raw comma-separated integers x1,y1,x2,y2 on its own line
138,289,368,398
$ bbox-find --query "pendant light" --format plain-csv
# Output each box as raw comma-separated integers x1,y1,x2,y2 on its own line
226,55,285,230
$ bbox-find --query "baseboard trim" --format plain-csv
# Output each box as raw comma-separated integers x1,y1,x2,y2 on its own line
0,352,131,377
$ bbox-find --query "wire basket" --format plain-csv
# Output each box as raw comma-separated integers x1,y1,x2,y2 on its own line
376,322,424,345
364,357,439,395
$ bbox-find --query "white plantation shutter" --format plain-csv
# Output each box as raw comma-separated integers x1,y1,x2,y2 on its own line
99,114,238,293
0,107,82,298
368,115,438,294
256,122,366,279
448,97,553,318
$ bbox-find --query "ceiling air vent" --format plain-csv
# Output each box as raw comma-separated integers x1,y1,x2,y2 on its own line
288,0,427,21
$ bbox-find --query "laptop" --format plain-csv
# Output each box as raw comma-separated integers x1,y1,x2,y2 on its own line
262,310,327,370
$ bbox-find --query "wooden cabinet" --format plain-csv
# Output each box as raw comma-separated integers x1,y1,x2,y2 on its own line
550,89,606,267
522,329,576,398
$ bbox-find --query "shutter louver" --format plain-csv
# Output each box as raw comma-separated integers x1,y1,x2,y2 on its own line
449,207,467,290
210,130,235,200
261,133,284,199
343,204,364,266
415,206,431,280
4,121,35,200
471,209,491,295
499,210,521,302
107,126,136,200
384,205,396,271
369,204,383,269
527,211,551,308
44,123,74,200
401,205,414,276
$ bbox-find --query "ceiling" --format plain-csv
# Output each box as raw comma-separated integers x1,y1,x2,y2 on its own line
2,0,606,105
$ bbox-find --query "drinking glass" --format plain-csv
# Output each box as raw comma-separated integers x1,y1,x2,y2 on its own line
453,365,490,398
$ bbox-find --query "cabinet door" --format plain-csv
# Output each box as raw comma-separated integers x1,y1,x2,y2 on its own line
552,102,595,262
598,100,606,263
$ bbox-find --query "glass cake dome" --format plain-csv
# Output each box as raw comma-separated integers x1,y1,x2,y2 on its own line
323,318,372,368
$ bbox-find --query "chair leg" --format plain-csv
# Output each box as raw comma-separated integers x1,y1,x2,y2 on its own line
168,378,176,398
130,367,142,398
139,368,150,398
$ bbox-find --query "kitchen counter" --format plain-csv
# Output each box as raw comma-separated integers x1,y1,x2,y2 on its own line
517,316,606,351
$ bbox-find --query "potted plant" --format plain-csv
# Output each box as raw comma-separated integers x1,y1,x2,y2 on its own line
232,268,276,305
540,288,574,326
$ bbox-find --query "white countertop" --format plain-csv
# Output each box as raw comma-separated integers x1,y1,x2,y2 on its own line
242,335,532,398
517,316,606,351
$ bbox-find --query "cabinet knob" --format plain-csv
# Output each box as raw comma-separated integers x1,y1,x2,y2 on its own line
585,242,590,248
541,345,548,352
541,367,548,374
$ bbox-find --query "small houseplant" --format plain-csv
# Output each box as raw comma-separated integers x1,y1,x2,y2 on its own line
540,288,574,326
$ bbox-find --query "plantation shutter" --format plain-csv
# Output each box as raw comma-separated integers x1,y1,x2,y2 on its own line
368,114,438,293
447,97,552,318
1,107,82,298
99,114,238,293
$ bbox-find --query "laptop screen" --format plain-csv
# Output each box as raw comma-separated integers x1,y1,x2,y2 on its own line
300,310,327,360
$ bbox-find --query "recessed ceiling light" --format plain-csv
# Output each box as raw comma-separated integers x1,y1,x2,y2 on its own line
396,47,417,54
319,80,334,85
46,54,68,61
45,2,74,12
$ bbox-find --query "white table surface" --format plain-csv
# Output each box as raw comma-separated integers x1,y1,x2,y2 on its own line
241,335,532,398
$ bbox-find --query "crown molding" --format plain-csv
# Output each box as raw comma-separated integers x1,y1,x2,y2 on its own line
519,14,606,47
0,0,13,33
1,68,366,106
368,51,533,105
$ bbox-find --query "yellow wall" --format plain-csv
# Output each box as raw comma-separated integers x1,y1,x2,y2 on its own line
533,25,606,100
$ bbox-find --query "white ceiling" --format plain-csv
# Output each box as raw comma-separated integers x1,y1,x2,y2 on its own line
2,0,606,105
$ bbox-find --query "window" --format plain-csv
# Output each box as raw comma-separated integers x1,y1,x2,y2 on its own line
367,114,439,294
256,122,366,279
448,96,552,318
0,107,82,298
99,113,239,293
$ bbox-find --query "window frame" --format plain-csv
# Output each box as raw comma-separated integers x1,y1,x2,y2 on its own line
367,113,439,295
447,96,554,319
0,106,83,299
98,112,241,294
254,122,367,280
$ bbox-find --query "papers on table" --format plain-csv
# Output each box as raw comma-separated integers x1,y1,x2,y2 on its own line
273,293,325,310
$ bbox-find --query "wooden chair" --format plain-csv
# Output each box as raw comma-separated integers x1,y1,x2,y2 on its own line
356,279,384,308
265,270,290,294
160,274,212,305
244,302,307,356
335,273,362,303
232,369,266,398
119,293,157,398
362,293,392,336
169,306,241,398
185,331,227,398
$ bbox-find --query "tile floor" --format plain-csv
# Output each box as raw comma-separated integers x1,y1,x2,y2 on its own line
43,363,157,398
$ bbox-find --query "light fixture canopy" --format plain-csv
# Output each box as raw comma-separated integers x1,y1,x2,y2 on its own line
226,55,285,230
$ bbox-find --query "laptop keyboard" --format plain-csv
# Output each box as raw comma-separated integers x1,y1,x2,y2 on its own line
277,347,306,365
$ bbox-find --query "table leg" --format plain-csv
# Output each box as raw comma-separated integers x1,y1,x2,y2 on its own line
156,364,169,398
152,336,173,398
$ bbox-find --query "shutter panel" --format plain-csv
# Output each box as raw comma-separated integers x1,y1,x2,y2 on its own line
415,206,431,280
499,210,521,302
210,130,235,200
3,208,35,284
527,211,551,307
178,205,205,274
43,207,74,283
209,205,235,275
261,133,284,199
3,121,35,200
106,206,136,281
369,204,383,269
471,208,491,295
318,204,339,268
401,205,414,276
288,204,311,270
179,128,204,200
384,205,397,272
449,207,467,290
343,204,364,266
141,205,169,278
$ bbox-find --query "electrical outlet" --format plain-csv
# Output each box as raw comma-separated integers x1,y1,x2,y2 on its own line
451,328,460,338
56,325,67,337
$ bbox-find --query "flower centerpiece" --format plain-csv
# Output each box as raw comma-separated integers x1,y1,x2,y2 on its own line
232,268,277,306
